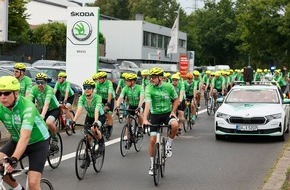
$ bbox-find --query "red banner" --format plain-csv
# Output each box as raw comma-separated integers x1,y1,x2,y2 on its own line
179,54,188,77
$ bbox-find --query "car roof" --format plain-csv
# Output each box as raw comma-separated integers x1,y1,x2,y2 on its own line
98,68,114,73
32,60,66,67
232,83,279,90
0,61,31,66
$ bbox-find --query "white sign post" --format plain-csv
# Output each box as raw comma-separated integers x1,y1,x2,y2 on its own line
0,0,8,42
66,7,100,87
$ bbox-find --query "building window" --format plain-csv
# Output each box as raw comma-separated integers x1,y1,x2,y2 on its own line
143,31,150,46
164,36,170,49
179,39,186,48
157,35,163,48
151,33,157,48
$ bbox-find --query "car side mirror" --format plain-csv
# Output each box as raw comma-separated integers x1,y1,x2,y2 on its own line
47,78,52,83
217,97,224,103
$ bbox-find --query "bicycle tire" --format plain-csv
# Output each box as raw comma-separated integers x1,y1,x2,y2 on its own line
134,126,143,152
160,138,166,178
120,124,129,157
47,133,63,169
75,138,88,180
118,114,123,123
65,110,75,136
40,178,54,190
55,118,61,133
153,143,160,186
207,98,212,115
92,143,105,173
183,107,189,132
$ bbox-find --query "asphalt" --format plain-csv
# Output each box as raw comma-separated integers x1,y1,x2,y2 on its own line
0,109,289,189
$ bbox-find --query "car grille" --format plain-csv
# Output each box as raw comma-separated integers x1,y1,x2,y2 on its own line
229,117,266,124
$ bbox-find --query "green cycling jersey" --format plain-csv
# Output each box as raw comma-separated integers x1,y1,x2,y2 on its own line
95,80,115,99
120,84,144,107
211,76,225,90
29,85,59,111
172,81,185,100
117,79,126,89
54,81,74,97
77,93,105,118
145,82,178,114
0,96,50,144
185,81,195,97
19,76,32,97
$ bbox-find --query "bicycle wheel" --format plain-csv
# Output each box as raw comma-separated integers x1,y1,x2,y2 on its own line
160,138,166,178
54,117,61,133
40,178,54,190
134,126,144,152
75,138,89,180
92,143,105,173
207,98,213,115
183,108,189,132
118,112,123,123
120,125,129,157
153,143,160,186
65,110,75,136
47,133,63,169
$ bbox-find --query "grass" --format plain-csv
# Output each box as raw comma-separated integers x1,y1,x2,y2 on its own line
281,167,290,190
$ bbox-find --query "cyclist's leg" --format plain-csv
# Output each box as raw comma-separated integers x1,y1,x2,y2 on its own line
45,108,60,136
105,98,114,137
165,113,178,157
177,100,185,133
196,91,201,108
191,98,197,123
26,139,49,190
64,95,74,125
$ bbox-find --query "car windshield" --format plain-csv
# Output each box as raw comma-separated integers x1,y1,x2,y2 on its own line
225,88,280,104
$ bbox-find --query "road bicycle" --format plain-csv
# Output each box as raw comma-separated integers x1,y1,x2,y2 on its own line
183,99,193,132
207,95,214,115
144,124,171,186
20,133,63,169
75,124,105,180
118,108,144,157
55,102,75,136
116,101,128,123
204,89,210,107
0,158,54,190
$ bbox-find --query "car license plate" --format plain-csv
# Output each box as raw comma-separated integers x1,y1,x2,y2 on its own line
236,125,258,131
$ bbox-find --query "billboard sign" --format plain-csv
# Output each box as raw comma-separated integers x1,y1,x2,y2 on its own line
66,7,100,87
0,0,8,42
179,54,188,77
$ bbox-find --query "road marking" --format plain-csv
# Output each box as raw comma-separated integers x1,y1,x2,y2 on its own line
47,109,208,165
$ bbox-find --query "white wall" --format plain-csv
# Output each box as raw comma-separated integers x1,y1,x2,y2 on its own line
100,21,143,59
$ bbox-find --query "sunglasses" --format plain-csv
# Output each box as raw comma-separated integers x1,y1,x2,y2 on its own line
83,86,93,90
14,70,20,73
0,91,12,96
58,77,63,80
36,80,46,85
149,75,159,79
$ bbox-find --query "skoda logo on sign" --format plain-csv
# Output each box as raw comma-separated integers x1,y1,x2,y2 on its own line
72,21,92,41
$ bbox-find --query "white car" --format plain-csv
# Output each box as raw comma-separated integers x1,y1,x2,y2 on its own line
214,83,290,141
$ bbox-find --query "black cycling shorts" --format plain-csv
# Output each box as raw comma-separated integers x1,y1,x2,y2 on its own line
178,100,186,111
44,107,60,121
0,139,49,173
150,112,177,133
84,114,106,126
102,98,114,112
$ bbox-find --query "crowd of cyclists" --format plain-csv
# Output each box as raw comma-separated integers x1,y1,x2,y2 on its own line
0,62,289,189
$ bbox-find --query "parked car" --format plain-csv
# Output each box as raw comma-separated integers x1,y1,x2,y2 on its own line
0,61,31,67
214,81,290,141
0,65,82,95
32,60,66,67
0,68,13,77
32,66,82,95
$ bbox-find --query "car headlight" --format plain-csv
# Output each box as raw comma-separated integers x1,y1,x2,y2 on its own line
265,113,282,121
216,112,231,120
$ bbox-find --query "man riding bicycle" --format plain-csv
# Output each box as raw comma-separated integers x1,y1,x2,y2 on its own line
210,71,225,101
142,67,179,176
72,79,105,156
29,73,60,141
13,63,32,98
0,76,50,190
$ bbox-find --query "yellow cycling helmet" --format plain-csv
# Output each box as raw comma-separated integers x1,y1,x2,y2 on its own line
0,76,20,91
141,70,149,76
193,70,200,76
149,67,164,76
125,73,138,80
264,69,268,73
14,63,26,71
121,73,128,78
171,74,180,80
164,72,171,78
97,71,107,78
205,70,211,74
83,79,95,87
92,73,98,80
215,72,221,77
58,72,67,78
35,72,47,80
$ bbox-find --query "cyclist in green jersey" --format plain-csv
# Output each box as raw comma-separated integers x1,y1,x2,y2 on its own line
273,70,287,93
115,73,144,148
192,70,202,109
141,70,150,89
254,69,263,81
171,74,185,134
163,72,172,83
210,72,225,101
185,72,196,123
72,79,105,154
53,72,75,126
29,73,60,139
143,67,179,176
92,71,115,139
202,70,211,91
13,63,32,98
0,76,49,190
116,73,127,96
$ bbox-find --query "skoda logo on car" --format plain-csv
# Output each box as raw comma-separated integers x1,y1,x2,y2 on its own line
72,21,92,41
